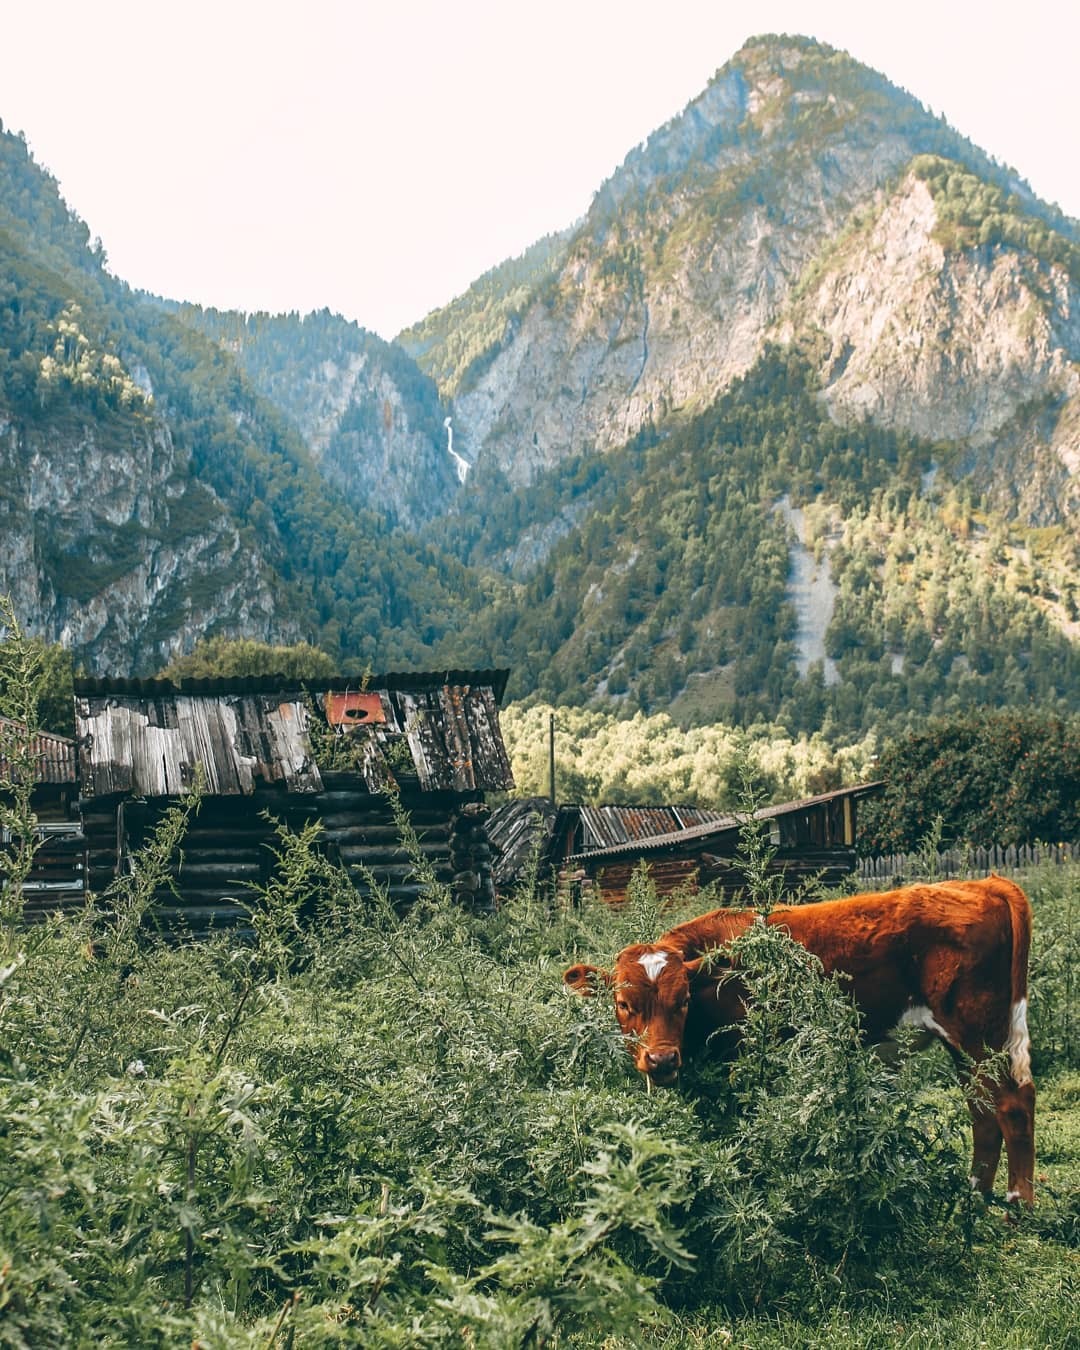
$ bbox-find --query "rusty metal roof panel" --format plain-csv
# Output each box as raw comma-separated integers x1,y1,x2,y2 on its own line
0,718,77,785
487,797,560,888
576,804,727,851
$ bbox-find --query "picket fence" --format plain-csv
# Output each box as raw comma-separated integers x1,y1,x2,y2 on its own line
858,841,1078,883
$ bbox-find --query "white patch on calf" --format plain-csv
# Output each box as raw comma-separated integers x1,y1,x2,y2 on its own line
898,1004,954,1047
639,952,669,983
1006,998,1032,1086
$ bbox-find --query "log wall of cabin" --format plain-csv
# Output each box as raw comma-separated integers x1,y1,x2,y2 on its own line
573,847,858,908
80,781,496,936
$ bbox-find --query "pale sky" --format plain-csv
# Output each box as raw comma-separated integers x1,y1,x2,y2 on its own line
3,0,1078,340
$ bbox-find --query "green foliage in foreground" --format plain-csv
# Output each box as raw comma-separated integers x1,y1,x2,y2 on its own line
1,785,1078,1345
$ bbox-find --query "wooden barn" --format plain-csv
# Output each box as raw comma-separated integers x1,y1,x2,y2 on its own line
74,670,514,935
560,785,883,905
487,785,882,906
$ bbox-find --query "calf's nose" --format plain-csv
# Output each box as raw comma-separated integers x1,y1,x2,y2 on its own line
645,1049,680,1075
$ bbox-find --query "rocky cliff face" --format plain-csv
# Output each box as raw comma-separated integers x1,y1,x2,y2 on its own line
782,172,1080,524
424,36,1079,529
318,354,456,530
0,407,288,673
171,307,458,530
438,39,926,480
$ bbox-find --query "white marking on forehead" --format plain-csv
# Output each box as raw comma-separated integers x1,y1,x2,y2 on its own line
639,952,669,982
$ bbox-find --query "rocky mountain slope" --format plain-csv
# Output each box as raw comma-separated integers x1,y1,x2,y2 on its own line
0,391,279,674
0,126,471,672
404,35,1080,533
164,304,458,529
780,156,1080,525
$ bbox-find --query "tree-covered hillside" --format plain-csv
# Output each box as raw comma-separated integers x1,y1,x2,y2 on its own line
397,229,573,399
164,303,457,528
0,124,477,672
2,33,1078,740
436,345,1080,732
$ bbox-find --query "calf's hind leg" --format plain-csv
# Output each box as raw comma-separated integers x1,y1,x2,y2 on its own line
967,1100,1004,1198
994,1077,1035,1207
948,1035,1034,1206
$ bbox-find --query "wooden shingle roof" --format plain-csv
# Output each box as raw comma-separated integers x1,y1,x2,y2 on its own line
74,671,514,799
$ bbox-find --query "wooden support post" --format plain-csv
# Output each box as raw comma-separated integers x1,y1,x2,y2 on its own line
548,713,556,807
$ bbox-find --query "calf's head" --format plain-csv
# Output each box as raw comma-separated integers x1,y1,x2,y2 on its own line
564,944,704,1086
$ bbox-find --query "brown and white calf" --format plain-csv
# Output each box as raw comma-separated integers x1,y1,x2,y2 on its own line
564,877,1036,1205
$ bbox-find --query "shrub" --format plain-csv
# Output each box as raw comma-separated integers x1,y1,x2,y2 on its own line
0,625,1047,1340
859,707,1080,853
1026,862,1080,1072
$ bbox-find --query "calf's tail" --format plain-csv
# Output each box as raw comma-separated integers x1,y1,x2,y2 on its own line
998,876,1033,1086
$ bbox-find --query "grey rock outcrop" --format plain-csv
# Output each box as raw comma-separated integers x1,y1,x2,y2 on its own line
0,410,287,673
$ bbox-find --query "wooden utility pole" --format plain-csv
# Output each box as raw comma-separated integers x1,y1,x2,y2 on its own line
548,712,556,806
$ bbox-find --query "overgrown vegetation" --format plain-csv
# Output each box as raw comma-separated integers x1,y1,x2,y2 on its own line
2,624,1076,1342
159,635,339,684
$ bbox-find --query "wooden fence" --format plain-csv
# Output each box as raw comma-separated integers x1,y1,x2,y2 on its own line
858,841,1078,884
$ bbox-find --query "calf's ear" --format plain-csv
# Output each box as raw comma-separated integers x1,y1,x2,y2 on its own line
563,963,612,995
684,953,729,983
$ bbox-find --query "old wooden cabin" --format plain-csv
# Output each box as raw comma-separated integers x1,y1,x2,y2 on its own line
488,786,882,905
74,670,514,934
0,717,86,916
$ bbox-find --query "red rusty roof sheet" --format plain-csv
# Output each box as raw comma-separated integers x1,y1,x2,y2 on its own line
0,718,77,785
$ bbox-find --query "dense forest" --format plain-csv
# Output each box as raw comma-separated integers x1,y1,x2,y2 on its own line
436,345,1079,734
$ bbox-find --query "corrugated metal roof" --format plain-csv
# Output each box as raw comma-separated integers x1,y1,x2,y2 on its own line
566,784,884,862
486,797,560,888
0,718,77,785
576,804,728,851
74,673,515,799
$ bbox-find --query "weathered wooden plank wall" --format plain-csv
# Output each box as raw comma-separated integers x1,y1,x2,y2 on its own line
571,849,858,908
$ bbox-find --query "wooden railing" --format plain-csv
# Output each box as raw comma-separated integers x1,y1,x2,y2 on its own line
858,842,1078,883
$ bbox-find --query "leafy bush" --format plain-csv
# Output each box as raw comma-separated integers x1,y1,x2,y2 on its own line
1027,862,1080,1072
673,920,973,1309
0,631,1063,1342
159,636,338,683
859,707,1080,853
